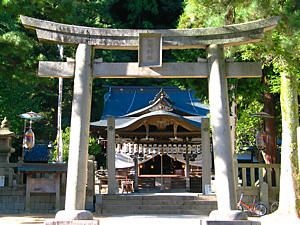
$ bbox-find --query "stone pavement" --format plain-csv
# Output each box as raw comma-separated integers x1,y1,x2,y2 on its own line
0,214,207,225
2,213,299,225
0,213,54,225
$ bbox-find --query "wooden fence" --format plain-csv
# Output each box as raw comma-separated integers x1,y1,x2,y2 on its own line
236,163,280,205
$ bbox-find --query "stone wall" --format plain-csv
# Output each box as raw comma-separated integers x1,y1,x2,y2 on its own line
0,186,66,213
0,187,25,213
0,160,95,213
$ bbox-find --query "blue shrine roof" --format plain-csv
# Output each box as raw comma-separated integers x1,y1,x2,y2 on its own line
91,86,209,128
102,86,208,118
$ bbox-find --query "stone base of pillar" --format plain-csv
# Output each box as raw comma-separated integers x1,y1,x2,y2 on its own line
200,220,260,225
200,210,260,225
44,220,99,225
209,210,248,220
45,210,99,225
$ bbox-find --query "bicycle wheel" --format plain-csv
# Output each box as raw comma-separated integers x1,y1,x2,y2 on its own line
237,204,244,211
254,203,267,216
270,201,279,213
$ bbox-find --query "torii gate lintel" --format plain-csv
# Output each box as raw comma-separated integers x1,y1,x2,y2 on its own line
38,60,262,79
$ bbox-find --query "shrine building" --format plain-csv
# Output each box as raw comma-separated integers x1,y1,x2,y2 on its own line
91,86,212,192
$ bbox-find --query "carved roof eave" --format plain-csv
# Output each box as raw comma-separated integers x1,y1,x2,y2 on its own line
20,16,280,49
122,101,168,117
93,111,202,131
119,111,201,132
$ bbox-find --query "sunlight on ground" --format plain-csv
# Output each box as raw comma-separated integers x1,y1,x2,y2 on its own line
1,213,299,225
0,214,53,225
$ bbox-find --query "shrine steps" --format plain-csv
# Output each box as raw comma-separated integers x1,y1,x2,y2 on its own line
95,193,217,215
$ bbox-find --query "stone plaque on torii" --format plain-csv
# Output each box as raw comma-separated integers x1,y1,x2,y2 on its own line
21,15,279,224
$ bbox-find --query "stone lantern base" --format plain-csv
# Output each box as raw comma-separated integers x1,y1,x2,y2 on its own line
44,210,99,225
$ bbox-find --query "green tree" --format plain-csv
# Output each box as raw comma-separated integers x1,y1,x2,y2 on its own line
0,0,112,158
0,0,185,162
101,0,183,29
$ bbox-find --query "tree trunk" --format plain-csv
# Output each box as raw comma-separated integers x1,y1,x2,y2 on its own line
278,69,299,216
263,92,277,164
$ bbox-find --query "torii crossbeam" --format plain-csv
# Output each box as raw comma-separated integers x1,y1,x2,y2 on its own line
21,15,279,224
21,15,278,49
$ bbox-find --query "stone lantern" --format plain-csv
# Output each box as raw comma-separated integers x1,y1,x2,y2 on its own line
0,117,15,163
0,117,15,187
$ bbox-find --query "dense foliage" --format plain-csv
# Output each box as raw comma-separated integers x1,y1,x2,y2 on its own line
178,0,299,158
0,0,184,160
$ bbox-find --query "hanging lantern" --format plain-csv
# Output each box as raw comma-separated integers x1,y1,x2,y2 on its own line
23,128,35,150
19,111,42,151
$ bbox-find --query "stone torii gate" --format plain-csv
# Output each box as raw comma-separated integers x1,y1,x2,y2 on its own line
21,16,279,224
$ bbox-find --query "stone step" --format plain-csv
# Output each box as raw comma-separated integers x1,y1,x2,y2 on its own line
100,200,215,206
101,204,216,212
95,194,217,216
101,194,214,201
101,208,213,215
100,206,216,215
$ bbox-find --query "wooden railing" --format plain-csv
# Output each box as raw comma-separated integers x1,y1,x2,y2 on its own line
236,163,280,204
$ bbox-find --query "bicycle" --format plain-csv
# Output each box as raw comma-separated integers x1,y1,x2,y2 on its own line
270,201,279,213
237,193,267,216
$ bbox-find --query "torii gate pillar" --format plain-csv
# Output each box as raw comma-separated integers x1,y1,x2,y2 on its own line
207,44,237,213
55,44,96,223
